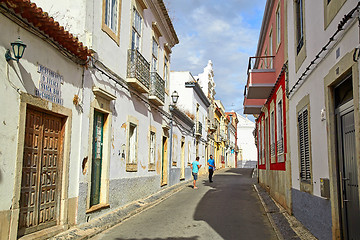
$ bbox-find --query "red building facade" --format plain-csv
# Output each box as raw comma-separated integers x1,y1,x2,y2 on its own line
243,0,290,211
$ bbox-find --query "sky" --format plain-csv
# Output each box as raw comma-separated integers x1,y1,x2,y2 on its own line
163,0,266,121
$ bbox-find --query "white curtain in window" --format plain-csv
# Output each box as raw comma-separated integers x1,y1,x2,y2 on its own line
105,0,118,32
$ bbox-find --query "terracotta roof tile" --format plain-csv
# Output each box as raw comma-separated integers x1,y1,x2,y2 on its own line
0,0,91,61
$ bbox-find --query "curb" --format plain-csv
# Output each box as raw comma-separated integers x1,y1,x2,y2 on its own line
253,184,317,240
253,184,284,240
51,179,192,240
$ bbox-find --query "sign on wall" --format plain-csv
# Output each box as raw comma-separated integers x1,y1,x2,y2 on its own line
35,64,64,105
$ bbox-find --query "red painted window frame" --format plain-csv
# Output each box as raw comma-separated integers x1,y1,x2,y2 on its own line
269,73,286,171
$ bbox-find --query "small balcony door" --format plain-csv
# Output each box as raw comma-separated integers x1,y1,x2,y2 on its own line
90,111,104,206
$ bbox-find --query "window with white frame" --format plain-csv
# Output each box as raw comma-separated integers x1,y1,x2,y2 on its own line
128,123,137,164
270,111,275,158
264,49,268,69
104,0,119,33
152,39,158,72
262,120,265,165
295,0,304,54
149,131,155,165
258,126,261,163
298,106,311,182
277,100,284,155
131,8,142,51
269,30,273,68
164,56,169,91
265,116,269,161
188,141,191,164
276,5,281,46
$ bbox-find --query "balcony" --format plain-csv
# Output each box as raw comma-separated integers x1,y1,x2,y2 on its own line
245,56,276,99
127,49,150,93
208,122,217,132
149,72,165,106
243,98,266,115
195,121,202,137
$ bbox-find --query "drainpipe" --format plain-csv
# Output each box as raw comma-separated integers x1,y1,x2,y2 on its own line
169,107,174,180
228,114,233,167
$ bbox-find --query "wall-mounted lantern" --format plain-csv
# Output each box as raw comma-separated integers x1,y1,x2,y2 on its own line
5,37,27,62
171,90,179,105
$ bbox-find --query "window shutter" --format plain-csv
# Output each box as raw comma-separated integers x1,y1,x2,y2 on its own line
298,108,310,182
303,109,311,180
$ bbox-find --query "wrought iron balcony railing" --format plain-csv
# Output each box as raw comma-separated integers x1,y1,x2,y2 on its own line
127,49,150,91
149,72,165,104
247,56,275,73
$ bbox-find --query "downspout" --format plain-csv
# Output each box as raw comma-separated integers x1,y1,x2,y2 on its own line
228,114,233,167
168,107,174,183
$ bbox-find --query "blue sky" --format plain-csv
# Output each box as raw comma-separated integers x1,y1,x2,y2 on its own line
164,0,266,121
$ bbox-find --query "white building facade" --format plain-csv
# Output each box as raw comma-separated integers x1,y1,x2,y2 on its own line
0,1,91,238
287,0,360,239
236,114,257,168
170,71,210,175
0,0,183,239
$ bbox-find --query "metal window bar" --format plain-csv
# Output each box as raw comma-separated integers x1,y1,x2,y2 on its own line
127,49,150,89
150,72,165,103
277,138,284,154
196,121,202,135
270,143,276,156
262,149,265,164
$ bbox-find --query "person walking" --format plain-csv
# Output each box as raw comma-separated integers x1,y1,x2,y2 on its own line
191,156,202,189
207,155,215,182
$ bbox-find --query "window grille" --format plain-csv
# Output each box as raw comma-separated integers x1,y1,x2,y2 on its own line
149,131,155,164
277,138,283,153
129,123,137,164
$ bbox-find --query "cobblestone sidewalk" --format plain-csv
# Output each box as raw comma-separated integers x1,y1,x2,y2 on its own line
254,184,318,240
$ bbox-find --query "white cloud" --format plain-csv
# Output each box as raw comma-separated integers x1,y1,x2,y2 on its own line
164,0,266,119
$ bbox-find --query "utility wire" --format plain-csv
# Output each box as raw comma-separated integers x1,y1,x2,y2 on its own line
288,2,360,97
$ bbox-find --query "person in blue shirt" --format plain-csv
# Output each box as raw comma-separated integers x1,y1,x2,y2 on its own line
207,155,215,182
191,156,202,189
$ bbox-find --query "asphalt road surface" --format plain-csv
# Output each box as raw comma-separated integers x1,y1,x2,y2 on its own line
90,168,277,240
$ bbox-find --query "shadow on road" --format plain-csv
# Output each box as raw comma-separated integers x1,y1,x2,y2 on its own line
114,237,199,240
193,168,276,240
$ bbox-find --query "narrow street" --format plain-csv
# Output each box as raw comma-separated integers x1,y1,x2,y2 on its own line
90,168,277,240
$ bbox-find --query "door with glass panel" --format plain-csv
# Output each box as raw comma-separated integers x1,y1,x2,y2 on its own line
90,111,104,206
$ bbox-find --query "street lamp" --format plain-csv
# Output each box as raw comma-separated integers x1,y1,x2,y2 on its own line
171,90,179,105
5,37,27,62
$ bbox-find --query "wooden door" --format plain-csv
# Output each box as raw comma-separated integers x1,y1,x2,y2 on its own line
161,136,168,185
180,141,185,180
19,109,63,236
90,111,104,206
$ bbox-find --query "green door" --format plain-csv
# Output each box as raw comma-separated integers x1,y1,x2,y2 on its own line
90,111,104,206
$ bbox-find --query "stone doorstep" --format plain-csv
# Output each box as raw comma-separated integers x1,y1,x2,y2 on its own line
18,225,67,240
253,184,317,240
50,178,196,240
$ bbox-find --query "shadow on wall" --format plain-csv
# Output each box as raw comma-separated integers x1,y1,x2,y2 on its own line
193,168,276,240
